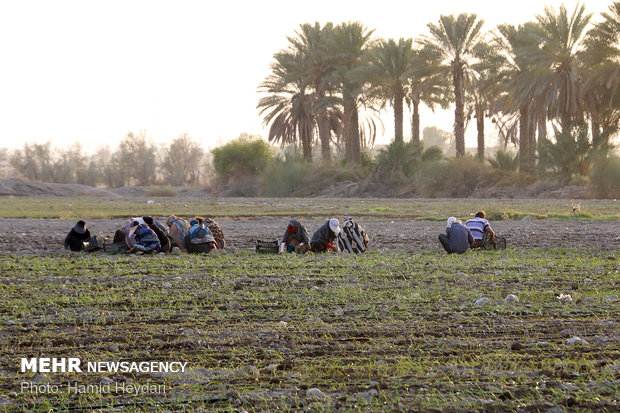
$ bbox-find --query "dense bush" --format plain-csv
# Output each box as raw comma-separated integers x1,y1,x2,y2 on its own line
261,155,366,197
588,156,620,198
211,135,275,180
414,156,492,197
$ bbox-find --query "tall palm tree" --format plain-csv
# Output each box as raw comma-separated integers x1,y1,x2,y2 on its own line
366,38,415,144
492,22,544,172
420,13,485,157
406,47,450,158
257,51,315,161
288,22,337,161
527,4,592,130
468,41,499,162
583,1,620,153
329,22,375,165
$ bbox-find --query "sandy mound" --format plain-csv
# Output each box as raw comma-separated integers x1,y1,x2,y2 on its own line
0,178,120,197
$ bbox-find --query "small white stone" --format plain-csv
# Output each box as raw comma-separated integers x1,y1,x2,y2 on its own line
566,336,589,345
504,294,519,303
557,293,572,302
474,297,490,306
306,388,328,400
162,282,172,288
334,308,344,316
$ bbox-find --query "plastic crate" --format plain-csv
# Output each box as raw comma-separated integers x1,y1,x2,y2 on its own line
255,239,279,254
484,236,506,250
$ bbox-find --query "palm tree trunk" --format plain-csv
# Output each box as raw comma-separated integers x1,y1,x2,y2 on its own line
316,85,331,161
394,89,404,144
519,105,530,173
591,115,603,152
298,124,313,162
318,115,331,162
453,68,465,157
475,101,484,162
527,116,537,171
411,99,420,159
537,119,547,171
344,100,361,164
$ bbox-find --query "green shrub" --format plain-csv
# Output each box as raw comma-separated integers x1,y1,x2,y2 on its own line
211,136,275,180
414,156,493,197
261,155,365,197
588,156,620,198
375,140,418,176
421,146,443,162
488,150,519,172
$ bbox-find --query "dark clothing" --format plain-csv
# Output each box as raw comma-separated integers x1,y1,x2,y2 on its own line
438,223,473,254
148,220,172,253
282,220,309,246
203,218,226,249
128,224,160,253
64,226,91,251
310,220,337,252
184,233,216,254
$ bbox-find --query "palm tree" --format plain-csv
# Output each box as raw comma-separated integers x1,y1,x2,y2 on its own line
582,1,620,154
527,4,592,130
329,22,375,165
492,22,544,172
288,22,337,161
366,38,415,144
468,41,498,162
257,51,315,161
406,47,450,158
420,13,485,157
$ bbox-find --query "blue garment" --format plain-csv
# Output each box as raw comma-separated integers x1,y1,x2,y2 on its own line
465,217,490,241
440,222,473,254
131,224,161,253
188,224,214,244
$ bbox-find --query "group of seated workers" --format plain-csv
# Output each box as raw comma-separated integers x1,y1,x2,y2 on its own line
65,212,496,255
438,211,496,254
280,217,370,254
65,215,226,254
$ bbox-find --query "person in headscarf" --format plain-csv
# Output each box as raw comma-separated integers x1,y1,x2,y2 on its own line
337,217,369,254
438,217,473,254
142,216,172,253
184,218,217,253
310,218,341,253
280,219,310,253
127,220,161,254
194,216,226,250
166,215,190,251
64,220,91,251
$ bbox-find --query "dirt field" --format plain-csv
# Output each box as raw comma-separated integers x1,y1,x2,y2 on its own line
1,204,618,411
1,217,619,254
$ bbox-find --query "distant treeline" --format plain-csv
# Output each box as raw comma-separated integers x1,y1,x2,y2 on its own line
6,131,206,187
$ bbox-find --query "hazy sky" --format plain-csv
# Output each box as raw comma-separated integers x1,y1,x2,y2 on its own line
0,0,613,152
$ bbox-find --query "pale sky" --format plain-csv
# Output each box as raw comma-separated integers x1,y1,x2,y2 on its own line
0,0,613,153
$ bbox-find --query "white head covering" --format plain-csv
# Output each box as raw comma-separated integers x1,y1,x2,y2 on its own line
329,218,341,235
447,217,457,229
